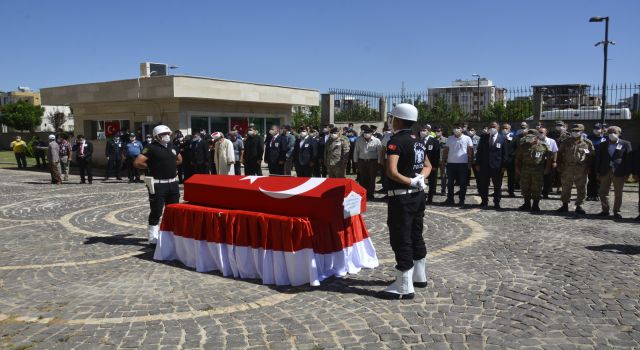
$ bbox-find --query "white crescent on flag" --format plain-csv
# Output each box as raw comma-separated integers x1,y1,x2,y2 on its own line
240,176,326,199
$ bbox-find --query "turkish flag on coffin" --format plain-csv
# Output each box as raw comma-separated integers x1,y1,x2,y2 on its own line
183,175,367,223
105,121,121,137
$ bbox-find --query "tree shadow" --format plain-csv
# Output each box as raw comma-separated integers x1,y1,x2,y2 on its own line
84,233,150,248
586,244,640,255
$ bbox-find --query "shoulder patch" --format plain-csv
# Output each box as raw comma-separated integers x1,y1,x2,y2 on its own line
388,144,397,151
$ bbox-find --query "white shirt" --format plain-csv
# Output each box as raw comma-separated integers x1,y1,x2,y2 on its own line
353,136,382,162
446,135,473,163
542,137,558,153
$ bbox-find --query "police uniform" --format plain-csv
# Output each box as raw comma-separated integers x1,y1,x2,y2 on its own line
378,103,430,300
142,140,180,242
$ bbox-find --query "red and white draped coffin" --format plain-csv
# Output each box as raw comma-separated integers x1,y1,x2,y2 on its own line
153,175,378,286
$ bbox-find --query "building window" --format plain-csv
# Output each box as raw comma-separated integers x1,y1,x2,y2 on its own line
85,119,130,140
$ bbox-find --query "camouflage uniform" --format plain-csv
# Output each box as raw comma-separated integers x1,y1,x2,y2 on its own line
324,134,350,178
516,134,552,211
557,124,594,212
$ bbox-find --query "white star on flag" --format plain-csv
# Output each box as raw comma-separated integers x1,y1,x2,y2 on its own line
240,176,266,184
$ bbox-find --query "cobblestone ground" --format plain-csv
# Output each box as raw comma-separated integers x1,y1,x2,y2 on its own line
1,168,639,350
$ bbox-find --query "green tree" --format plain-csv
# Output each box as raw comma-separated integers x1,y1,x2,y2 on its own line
420,96,465,131
291,105,321,129
505,99,533,121
0,100,44,132
481,102,507,122
334,104,379,123
47,109,68,131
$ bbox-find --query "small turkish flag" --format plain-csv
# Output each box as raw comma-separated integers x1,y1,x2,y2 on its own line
105,121,121,137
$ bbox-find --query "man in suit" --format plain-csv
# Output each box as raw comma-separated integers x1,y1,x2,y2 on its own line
265,125,287,175
191,132,210,174
475,122,506,209
72,135,93,184
500,123,518,197
420,125,441,204
315,125,332,177
243,126,264,176
293,127,318,177
104,134,124,181
594,126,633,219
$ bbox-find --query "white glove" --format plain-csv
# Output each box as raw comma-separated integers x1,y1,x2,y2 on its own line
410,174,425,189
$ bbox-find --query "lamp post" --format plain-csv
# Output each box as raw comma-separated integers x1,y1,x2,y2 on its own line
472,74,481,120
589,16,613,126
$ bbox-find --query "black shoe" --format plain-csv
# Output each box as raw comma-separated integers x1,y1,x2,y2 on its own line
80,181,86,184
413,281,428,288
104,177,110,181
116,177,123,180
128,180,134,183
542,194,550,199
459,202,468,209
479,201,488,208
508,192,516,198
518,203,531,211
426,198,433,205
442,199,454,206
597,211,609,217
556,204,569,213
594,196,599,201
531,200,540,212
575,206,586,215
376,291,415,300
440,190,446,196
613,213,622,219
494,203,501,210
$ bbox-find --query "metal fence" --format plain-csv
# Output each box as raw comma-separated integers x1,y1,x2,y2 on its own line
329,83,640,125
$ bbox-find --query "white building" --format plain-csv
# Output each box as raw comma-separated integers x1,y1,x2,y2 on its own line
428,78,507,116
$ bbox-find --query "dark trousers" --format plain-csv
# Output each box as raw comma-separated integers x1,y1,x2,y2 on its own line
503,162,516,194
193,164,209,175
78,158,93,183
268,161,284,175
35,152,46,167
477,167,503,204
542,171,554,196
234,162,242,176
427,166,438,200
586,169,600,198
357,159,378,198
380,163,389,192
177,164,185,183
106,158,122,179
126,157,140,181
49,162,61,184
387,191,427,271
446,163,469,202
295,162,313,177
14,153,27,168
244,160,263,176
148,182,180,226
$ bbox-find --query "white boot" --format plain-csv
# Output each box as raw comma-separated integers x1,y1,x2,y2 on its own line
378,268,415,299
412,258,427,288
147,225,159,244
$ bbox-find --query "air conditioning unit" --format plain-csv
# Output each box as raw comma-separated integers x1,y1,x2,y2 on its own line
140,62,168,77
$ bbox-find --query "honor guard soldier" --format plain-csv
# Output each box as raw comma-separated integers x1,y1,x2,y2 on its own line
379,103,432,300
134,125,182,244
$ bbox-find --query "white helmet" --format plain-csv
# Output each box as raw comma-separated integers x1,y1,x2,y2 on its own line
389,103,418,122
152,125,171,137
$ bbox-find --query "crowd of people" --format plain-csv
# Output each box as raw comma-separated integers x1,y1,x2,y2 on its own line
8,118,640,220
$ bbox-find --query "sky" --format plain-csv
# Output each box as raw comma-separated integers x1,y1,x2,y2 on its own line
1,0,638,93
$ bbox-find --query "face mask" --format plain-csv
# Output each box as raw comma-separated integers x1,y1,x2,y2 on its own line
330,133,338,140
436,131,442,136
114,138,120,142
468,131,476,136
160,135,171,144
419,131,428,138
299,132,308,138
322,128,329,134
608,133,619,142
247,130,255,136
501,129,510,135
453,128,462,136
593,129,601,135
193,136,200,142
488,128,498,135
78,140,84,144
571,131,581,138
538,134,546,140
146,138,152,142
363,133,372,139
269,130,276,136
177,137,184,141
556,126,564,132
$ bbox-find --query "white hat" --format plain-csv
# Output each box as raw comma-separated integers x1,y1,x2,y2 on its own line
211,132,222,140
152,125,171,137
389,103,418,122
48,134,56,140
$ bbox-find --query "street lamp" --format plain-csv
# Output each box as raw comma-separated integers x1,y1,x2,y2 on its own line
589,16,614,125
472,74,481,120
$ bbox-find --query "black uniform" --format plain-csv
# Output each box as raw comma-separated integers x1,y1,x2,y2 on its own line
243,134,264,176
142,142,180,226
421,135,441,202
386,129,427,272
105,139,124,179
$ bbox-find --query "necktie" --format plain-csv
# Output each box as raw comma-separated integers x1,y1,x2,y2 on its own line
80,143,84,155
271,136,276,146
490,136,495,146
